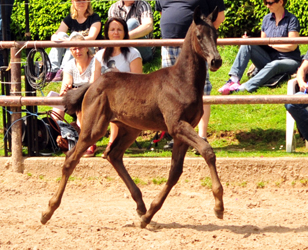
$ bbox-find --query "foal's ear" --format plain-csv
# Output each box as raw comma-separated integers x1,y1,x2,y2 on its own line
207,6,219,24
193,6,204,25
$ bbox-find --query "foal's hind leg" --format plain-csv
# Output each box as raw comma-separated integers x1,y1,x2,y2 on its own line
41,108,110,224
106,124,147,217
140,140,189,228
171,121,224,219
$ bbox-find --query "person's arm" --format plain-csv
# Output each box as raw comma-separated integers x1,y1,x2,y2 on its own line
129,17,153,39
213,11,225,29
90,59,102,83
297,60,308,92
59,72,73,96
129,58,143,73
268,31,299,52
51,21,69,41
84,22,102,40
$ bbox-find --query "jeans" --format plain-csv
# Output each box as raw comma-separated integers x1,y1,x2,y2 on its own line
48,32,73,72
229,45,301,92
0,0,14,66
285,92,308,141
126,18,153,63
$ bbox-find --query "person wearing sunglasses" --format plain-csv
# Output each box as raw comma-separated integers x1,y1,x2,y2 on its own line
219,0,301,94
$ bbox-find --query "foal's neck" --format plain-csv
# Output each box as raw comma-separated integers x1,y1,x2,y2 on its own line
174,26,206,81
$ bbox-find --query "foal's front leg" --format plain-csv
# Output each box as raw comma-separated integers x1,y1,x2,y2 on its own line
172,121,224,219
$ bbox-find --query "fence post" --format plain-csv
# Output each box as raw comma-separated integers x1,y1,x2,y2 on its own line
10,47,23,173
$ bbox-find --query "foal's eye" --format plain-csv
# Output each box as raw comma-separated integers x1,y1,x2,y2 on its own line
197,34,202,40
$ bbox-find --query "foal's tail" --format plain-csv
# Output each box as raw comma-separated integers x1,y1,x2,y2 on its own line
63,83,90,115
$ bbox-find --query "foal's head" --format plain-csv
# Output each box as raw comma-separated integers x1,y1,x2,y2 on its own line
192,6,222,72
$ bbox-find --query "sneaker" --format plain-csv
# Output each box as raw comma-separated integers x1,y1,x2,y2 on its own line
218,79,238,95
83,145,97,157
163,139,174,149
52,69,63,82
45,72,56,82
229,82,241,92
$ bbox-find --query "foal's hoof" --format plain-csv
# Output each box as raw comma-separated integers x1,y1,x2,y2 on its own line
40,213,49,225
214,209,224,219
139,216,148,229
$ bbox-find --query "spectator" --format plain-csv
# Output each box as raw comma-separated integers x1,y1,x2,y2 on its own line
285,51,308,141
53,32,100,157
218,0,301,94
108,0,154,63
0,0,14,66
46,0,103,82
155,0,225,150
93,17,142,154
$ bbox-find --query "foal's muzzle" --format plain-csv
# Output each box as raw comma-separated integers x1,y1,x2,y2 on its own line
209,57,222,72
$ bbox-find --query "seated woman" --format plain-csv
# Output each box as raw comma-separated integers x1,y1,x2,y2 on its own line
93,17,143,154
46,0,103,82
218,0,301,94
285,51,308,141
53,32,100,157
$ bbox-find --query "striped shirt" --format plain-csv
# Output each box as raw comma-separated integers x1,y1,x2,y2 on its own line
108,0,153,39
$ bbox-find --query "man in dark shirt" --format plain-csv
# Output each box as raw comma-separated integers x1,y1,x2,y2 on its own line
155,0,225,150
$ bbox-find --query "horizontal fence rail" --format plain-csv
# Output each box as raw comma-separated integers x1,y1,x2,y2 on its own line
1,95,308,106
2,37,308,49
2,37,308,171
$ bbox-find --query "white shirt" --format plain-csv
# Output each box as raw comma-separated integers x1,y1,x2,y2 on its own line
95,47,141,74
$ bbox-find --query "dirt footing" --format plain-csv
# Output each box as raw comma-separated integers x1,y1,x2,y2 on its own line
1,157,307,183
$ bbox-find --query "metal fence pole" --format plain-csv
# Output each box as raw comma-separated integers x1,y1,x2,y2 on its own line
10,47,23,173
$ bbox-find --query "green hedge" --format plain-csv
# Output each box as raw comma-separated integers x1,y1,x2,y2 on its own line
10,0,308,41
220,0,308,37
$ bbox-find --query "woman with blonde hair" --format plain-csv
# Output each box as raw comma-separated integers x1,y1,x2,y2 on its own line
53,32,100,157
46,0,103,82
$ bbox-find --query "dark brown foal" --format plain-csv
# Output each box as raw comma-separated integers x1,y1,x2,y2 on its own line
41,6,224,228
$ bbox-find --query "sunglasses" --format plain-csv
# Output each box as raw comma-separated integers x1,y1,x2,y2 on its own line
265,0,280,6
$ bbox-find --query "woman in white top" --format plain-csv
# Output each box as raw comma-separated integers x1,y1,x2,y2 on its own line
53,32,99,156
93,17,143,149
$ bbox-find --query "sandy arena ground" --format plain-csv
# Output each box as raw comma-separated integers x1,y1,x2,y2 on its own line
1,157,308,250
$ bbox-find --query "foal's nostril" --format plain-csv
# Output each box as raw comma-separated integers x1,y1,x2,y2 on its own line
211,58,222,68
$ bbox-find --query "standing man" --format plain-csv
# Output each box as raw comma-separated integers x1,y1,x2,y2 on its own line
155,0,225,150
108,0,154,63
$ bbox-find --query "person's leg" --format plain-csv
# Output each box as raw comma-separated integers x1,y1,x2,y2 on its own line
219,45,272,95
285,92,308,141
48,47,66,72
126,18,153,63
109,122,119,143
60,48,73,69
198,65,212,139
48,32,69,73
229,45,272,80
242,58,301,92
162,46,182,149
161,46,181,68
